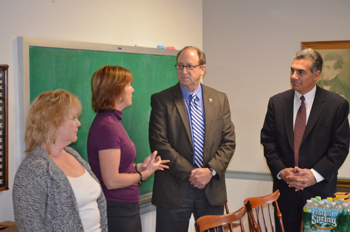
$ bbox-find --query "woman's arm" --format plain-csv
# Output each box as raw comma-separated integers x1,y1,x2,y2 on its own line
99,149,169,189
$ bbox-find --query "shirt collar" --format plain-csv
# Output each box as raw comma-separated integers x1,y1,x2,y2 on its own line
108,108,122,121
294,85,316,106
180,84,203,101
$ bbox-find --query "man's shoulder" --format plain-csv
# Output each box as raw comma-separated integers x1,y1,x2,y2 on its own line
269,89,294,101
202,84,227,97
151,83,179,98
317,86,348,104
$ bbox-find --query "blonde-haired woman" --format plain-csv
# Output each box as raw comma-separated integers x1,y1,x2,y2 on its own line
88,65,169,232
13,89,107,232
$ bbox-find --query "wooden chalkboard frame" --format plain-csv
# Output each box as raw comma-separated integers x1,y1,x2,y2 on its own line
0,65,8,191
18,37,178,205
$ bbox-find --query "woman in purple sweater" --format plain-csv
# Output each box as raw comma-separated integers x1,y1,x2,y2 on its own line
87,65,169,232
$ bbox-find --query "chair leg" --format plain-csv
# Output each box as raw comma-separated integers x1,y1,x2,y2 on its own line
225,203,233,232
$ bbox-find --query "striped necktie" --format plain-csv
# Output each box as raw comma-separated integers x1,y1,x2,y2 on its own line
190,92,204,168
294,95,306,167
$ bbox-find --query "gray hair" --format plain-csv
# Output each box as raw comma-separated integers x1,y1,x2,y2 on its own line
294,48,323,73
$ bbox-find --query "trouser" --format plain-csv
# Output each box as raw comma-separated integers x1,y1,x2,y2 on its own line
156,184,224,232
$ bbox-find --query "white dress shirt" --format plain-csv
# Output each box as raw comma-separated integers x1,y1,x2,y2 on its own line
278,85,324,183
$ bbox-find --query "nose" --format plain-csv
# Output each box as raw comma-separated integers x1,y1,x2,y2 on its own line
181,67,189,74
132,86,135,92
291,70,298,79
76,119,81,127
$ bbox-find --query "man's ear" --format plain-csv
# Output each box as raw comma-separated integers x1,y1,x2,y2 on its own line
314,70,321,81
201,64,207,75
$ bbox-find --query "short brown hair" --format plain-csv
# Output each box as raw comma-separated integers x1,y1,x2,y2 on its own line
176,46,206,65
91,65,133,112
25,89,82,154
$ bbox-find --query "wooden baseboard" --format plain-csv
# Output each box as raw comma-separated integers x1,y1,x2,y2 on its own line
337,179,350,192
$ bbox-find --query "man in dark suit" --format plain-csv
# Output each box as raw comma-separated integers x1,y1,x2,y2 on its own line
261,48,350,232
149,46,236,232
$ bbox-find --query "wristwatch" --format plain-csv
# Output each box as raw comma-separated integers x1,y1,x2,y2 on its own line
207,165,217,176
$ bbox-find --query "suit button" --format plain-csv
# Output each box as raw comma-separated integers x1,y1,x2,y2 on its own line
189,153,193,156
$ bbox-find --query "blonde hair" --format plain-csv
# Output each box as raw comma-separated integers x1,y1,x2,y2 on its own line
91,65,133,112
25,89,82,154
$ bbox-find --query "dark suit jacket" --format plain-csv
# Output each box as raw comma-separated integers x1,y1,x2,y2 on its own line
149,83,236,209
261,86,350,206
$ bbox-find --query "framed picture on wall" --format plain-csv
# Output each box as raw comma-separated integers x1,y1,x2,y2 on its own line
302,41,350,190
0,65,8,191
301,41,350,107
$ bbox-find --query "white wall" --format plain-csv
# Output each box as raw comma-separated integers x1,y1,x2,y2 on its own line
203,0,350,176
0,0,203,224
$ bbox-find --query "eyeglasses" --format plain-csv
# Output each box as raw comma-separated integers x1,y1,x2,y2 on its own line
175,64,201,70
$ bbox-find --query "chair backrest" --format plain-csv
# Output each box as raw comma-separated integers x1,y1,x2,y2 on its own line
243,190,284,232
195,206,246,232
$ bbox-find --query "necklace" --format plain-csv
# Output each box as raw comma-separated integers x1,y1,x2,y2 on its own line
110,112,136,151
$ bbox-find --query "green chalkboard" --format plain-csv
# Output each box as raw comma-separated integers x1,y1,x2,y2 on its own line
29,45,178,196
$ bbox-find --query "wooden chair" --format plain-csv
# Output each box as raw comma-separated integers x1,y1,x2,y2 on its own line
243,190,284,232
195,206,246,232
224,203,234,232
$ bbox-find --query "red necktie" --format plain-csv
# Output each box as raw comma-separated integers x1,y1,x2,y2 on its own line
294,96,306,167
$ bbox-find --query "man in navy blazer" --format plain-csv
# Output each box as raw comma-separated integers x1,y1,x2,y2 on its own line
261,48,350,232
149,46,235,232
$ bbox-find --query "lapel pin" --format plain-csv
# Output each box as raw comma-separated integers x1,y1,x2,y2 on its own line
209,98,213,102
